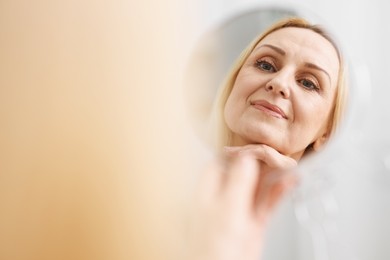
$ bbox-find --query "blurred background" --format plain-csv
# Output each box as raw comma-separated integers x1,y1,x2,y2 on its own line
0,0,192,259
184,0,390,260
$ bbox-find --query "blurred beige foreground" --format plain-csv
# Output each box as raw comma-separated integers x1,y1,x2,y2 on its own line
0,0,189,259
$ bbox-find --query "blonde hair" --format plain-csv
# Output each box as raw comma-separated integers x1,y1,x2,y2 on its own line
209,17,348,155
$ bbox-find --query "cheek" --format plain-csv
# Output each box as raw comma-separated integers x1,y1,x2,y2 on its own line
296,101,332,136
224,91,240,126
224,84,250,128
227,76,259,105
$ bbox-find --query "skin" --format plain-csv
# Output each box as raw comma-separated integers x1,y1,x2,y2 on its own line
189,154,298,260
188,27,341,260
224,27,340,161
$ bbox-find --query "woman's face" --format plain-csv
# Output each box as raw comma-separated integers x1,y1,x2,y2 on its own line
224,27,340,160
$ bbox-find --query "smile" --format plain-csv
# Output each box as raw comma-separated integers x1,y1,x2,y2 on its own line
250,100,287,119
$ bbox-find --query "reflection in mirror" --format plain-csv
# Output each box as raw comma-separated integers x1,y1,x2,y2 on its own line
185,6,355,260
185,7,299,143
185,6,349,160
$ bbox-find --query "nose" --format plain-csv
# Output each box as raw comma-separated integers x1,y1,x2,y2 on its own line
265,71,291,98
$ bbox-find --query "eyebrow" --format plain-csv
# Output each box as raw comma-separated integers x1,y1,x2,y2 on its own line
304,62,331,85
255,44,286,55
254,44,332,85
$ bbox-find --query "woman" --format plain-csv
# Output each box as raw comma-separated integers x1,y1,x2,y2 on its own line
189,17,348,260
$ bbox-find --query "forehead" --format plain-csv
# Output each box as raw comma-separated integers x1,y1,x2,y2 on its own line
254,27,340,84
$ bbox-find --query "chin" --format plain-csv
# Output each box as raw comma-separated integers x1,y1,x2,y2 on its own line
247,128,280,145
237,130,282,149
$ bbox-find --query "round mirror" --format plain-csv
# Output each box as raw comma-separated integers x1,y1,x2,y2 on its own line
184,5,361,260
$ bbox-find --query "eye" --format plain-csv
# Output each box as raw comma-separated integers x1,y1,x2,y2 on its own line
298,78,320,91
255,59,276,72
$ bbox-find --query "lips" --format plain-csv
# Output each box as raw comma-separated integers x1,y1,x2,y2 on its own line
250,100,287,119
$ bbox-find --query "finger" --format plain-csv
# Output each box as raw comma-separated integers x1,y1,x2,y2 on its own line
248,145,297,169
224,154,260,209
223,145,245,157
226,145,297,169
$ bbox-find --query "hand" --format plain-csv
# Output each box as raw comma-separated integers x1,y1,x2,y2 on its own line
187,154,298,260
224,144,298,221
223,144,297,172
